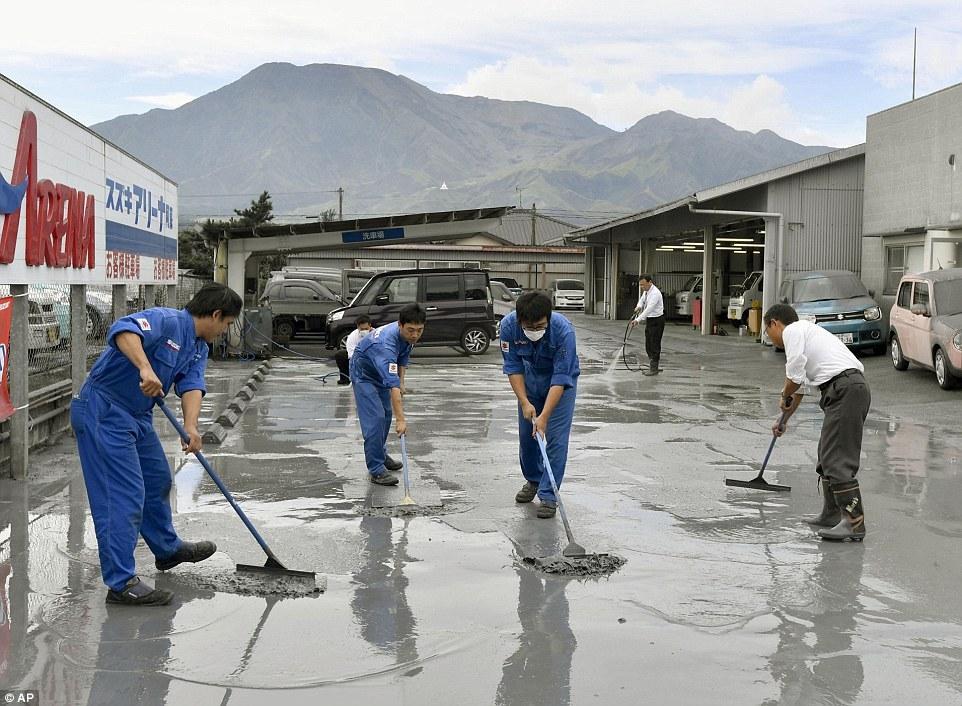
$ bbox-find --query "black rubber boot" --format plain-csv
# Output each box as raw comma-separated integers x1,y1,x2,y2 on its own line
818,480,866,541
106,576,174,606
536,501,557,519
515,482,538,503
384,455,403,472
156,540,217,571
805,478,841,527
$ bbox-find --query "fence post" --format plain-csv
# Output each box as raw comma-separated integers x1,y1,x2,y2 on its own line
144,284,156,309
167,284,177,309
70,284,87,396
9,284,29,479
112,284,126,322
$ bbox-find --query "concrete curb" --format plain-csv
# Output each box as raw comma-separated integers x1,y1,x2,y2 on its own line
203,359,273,444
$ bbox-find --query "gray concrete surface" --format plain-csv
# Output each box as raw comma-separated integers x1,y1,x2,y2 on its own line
1,317,961,705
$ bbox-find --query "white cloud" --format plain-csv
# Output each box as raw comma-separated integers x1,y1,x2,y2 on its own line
125,92,196,110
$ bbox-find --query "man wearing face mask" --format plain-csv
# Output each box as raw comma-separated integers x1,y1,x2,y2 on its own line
334,315,373,385
500,291,581,518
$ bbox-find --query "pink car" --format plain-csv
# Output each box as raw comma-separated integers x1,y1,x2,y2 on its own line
889,268,962,389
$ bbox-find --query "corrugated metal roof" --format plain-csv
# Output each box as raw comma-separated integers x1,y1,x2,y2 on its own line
490,209,579,247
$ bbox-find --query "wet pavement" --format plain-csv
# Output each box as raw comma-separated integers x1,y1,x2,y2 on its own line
1,316,962,705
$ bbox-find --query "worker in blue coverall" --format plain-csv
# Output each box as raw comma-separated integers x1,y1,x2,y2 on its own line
350,304,426,486
500,291,580,518
71,283,242,606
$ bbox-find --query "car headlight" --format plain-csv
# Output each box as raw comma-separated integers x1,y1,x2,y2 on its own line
330,310,345,322
801,314,817,323
953,331,962,352
863,306,881,321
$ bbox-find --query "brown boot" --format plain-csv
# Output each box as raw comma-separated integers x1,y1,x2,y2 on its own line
818,480,866,541
805,477,841,527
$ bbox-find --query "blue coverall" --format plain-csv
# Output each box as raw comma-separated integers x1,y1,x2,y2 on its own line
70,308,208,591
350,322,412,478
500,312,580,504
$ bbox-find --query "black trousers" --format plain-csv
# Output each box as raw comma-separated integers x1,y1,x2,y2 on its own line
644,315,666,369
335,349,350,382
816,370,871,483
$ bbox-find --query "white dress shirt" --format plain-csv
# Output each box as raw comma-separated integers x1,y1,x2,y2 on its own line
782,320,863,387
634,284,664,322
345,328,370,358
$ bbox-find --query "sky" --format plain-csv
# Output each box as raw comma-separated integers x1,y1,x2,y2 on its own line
3,1,962,148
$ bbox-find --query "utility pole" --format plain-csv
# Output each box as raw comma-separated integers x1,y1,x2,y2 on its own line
531,203,538,289
337,187,344,220
516,186,525,208
912,27,917,100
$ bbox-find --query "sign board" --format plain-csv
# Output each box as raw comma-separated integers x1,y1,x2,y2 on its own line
341,227,404,244
0,75,177,284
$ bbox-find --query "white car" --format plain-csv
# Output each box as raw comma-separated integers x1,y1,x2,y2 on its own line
0,285,62,351
727,271,763,325
551,279,585,310
490,280,517,337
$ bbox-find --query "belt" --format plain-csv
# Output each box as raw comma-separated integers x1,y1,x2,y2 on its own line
818,368,862,392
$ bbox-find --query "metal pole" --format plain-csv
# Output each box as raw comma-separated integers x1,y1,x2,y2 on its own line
112,283,126,322
9,285,29,479
144,284,156,310
912,27,917,100
166,283,177,309
70,284,87,396
338,187,344,220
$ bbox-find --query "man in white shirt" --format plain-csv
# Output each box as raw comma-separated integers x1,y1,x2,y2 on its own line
335,315,373,385
629,274,666,376
764,304,871,541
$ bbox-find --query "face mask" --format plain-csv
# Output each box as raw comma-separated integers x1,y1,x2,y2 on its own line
523,328,546,342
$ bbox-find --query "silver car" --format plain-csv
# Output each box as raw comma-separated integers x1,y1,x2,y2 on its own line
889,268,962,390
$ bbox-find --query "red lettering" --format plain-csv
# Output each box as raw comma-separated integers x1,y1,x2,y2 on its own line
0,112,38,265
1,110,96,270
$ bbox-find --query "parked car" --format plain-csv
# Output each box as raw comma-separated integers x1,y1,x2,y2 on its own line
490,280,517,337
777,270,885,354
32,284,112,340
269,267,376,303
889,268,962,389
490,277,523,297
551,279,585,310
727,270,763,325
258,278,345,339
326,268,497,355
673,274,724,319
0,285,62,352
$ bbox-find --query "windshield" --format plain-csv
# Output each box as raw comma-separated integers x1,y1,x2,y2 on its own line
934,279,962,316
496,278,521,288
743,272,761,290
792,274,867,303
555,280,583,290
682,276,700,291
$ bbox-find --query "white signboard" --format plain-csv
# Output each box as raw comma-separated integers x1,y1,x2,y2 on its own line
0,75,177,284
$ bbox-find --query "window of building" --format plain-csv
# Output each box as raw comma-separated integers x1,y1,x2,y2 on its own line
885,244,924,294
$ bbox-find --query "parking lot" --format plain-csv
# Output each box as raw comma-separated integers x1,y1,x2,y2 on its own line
1,314,961,705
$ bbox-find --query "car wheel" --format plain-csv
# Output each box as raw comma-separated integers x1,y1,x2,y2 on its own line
274,318,295,340
85,305,102,339
461,326,490,355
336,331,350,350
495,315,503,339
890,335,909,371
934,348,956,390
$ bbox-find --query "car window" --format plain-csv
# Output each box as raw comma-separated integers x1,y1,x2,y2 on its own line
682,276,699,291
495,277,521,289
933,279,962,316
554,280,584,290
792,274,868,302
912,282,929,308
285,285,319,300
383,276,419,304
897,281,912,308
778,280,792,302
424,275,460,302
464,273,487,301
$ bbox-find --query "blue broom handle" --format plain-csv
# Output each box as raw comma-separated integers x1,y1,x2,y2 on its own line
155,397,275,558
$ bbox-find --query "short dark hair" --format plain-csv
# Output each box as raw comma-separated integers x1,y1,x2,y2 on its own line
356,315,372,327
399,304,427,325
763,304,799,328
640,274,654,283
185,283,243,318
516,291,552,325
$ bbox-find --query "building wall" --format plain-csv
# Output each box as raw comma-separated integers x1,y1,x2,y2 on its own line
766,155,865,276
863,84,962,237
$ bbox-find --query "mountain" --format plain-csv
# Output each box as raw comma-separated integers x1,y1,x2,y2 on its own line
92,63,833,222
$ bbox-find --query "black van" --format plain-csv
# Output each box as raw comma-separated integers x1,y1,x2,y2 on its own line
325,269,497,355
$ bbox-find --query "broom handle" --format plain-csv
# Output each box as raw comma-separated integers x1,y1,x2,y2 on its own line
761,410,790,473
